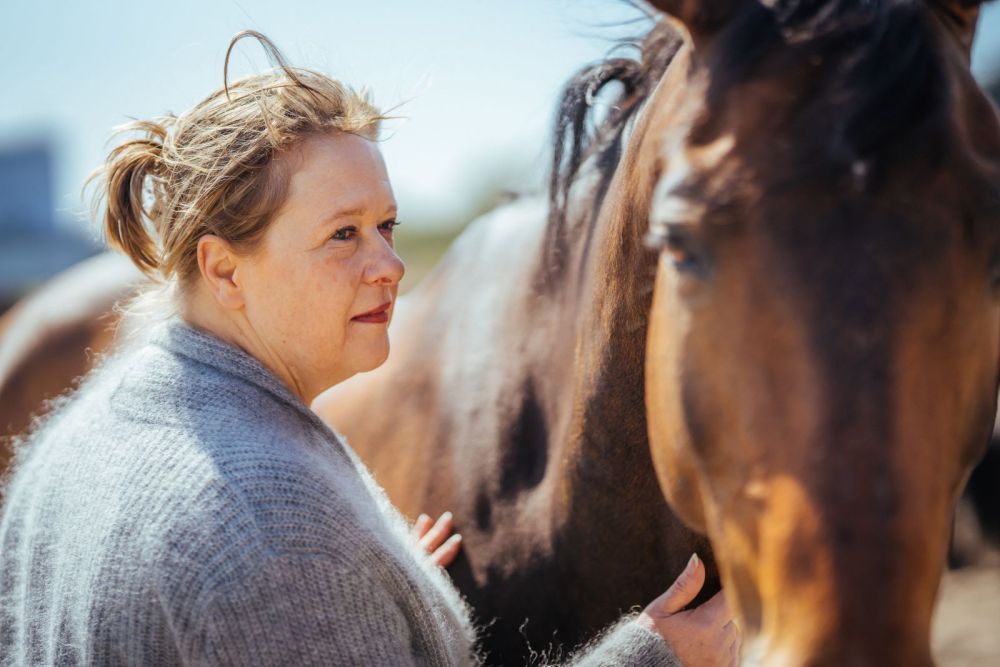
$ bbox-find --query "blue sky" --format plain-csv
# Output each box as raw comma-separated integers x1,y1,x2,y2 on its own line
3,1,1000,232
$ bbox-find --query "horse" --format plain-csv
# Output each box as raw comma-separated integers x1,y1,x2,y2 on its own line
316,0,1000,664
0,253,142,464
639,0,1000,664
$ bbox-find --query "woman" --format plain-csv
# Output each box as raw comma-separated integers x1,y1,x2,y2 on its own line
0,32,738,666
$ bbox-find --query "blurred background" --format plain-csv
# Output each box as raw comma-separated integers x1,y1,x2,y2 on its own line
4,1,1000,307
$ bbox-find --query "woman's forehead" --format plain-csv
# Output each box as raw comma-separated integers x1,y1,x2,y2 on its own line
284,134,395,215
291,133,386,182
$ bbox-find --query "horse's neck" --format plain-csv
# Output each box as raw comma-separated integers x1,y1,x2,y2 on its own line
550,36,696,476
568,118,659,432
531,120,698,597
545,119,663,511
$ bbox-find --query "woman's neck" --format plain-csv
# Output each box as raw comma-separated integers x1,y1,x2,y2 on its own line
179,285,313,403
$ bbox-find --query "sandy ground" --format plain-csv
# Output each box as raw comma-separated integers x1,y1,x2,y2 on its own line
933,560,1000,666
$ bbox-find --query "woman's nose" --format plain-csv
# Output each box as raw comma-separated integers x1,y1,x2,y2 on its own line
363,235,405,286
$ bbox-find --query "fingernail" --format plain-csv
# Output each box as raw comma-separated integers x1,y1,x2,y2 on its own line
418,513,429,522
450,533,462,543
442,511,453,521
687,553,700,570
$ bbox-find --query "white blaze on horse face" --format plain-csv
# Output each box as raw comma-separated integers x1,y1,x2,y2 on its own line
650,132,736,234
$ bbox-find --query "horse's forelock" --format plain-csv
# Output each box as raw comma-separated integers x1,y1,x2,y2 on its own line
714,0,953,180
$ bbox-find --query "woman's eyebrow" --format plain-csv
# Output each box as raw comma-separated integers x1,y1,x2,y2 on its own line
323,205,367,222
322,204,397,225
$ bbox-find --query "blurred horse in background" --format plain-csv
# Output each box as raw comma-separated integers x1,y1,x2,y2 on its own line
0,254,140,463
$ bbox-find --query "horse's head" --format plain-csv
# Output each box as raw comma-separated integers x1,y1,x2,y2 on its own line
642,0,1000,663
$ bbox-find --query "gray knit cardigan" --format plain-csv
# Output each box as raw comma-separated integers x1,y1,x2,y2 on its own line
0,318,677,666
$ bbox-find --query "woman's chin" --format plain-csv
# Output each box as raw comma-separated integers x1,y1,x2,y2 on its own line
353,340,391,374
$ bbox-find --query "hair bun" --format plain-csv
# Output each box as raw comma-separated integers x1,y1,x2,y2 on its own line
91,118,175,278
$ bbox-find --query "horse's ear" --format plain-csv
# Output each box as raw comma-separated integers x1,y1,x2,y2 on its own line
930,0,981,54
645,0,743,39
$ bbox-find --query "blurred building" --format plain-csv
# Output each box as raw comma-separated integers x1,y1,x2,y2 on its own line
0,142,100,312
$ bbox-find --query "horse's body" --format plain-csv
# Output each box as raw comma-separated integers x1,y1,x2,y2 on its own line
310,23,738,664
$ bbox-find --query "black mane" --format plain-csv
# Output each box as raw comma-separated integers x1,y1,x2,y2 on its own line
545,19,682,278
709,0,952,181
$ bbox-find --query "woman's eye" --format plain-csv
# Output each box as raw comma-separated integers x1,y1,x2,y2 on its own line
379,220,400,235
331,226,357,241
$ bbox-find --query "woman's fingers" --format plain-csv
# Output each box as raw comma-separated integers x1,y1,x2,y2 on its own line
430,533,463,568
412,511,462,567
411,513,433,540
418,512,454,552
693,589,734,628
651,553,706,616
639,555,741,666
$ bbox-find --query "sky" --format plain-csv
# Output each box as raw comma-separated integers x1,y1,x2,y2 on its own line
3,1,1000,233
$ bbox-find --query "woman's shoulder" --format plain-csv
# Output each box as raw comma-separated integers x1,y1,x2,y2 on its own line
106,339,281,428
12,333,365,557
105,407,384,595
5,325,385,579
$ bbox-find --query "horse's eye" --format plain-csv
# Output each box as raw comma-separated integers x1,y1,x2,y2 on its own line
664,229,694,266
650,225,711,278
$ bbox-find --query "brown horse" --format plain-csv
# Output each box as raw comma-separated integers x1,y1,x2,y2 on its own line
0,253,142,462
642,0,1000,664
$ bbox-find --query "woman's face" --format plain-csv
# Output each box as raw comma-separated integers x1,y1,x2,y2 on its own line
237,131,404,400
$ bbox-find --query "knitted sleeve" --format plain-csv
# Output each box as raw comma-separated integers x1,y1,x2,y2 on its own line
568,614,682,667
187,551,422,665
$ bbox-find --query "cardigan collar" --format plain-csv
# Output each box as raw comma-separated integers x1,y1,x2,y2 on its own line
150,317,340,441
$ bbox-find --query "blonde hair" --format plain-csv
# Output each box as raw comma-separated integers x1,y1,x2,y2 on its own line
91,31,386,287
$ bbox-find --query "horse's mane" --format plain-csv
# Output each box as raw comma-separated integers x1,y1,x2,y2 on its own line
544,18,683,281
548,19,682,233
712,0,952,182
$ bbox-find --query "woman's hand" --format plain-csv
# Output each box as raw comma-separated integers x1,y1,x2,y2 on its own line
410,511,463,568
638,554,741,667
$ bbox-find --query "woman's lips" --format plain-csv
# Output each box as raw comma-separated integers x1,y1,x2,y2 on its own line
352,301,391,324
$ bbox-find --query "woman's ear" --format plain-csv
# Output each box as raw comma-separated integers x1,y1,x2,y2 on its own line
197,235,246,310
